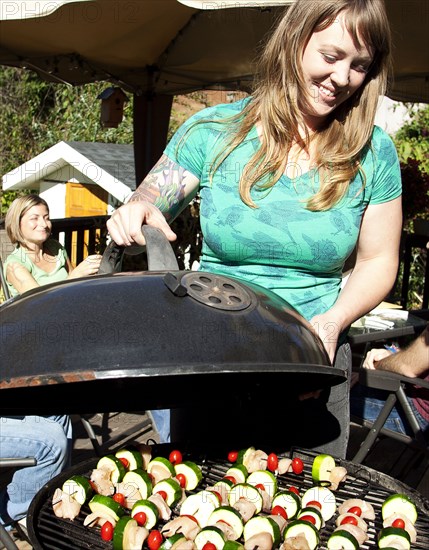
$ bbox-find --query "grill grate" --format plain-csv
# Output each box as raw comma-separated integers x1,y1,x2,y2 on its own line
29,448,429,550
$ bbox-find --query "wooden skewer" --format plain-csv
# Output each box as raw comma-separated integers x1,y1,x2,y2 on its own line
52,490,78,506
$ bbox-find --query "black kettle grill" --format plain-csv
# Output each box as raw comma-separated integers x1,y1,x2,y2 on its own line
0,227,346,450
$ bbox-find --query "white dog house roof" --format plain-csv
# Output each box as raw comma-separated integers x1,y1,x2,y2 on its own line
2,141,136,202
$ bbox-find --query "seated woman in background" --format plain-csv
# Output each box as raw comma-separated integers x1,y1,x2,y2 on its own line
3,194,101,297
1,194,101,529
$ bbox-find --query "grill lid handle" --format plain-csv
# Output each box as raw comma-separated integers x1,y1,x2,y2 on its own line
98,225,179,274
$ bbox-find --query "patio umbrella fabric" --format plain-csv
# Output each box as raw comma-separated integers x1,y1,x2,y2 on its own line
0,0,427,103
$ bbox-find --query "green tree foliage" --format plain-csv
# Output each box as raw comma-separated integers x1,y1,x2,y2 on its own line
0,67,134,216
394,104,429,174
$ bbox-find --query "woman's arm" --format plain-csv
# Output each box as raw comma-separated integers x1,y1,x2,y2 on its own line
310,196,402,360
107,154,200,247
6,262,40,294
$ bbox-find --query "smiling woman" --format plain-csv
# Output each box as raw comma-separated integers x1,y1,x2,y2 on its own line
3,194,102,297
105,0,402,459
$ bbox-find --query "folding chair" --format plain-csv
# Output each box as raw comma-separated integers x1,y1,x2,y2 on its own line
0,457,37,550
351,368,429,464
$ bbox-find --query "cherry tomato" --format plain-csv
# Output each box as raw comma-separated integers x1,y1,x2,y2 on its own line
134,511,147,526
392,518,406,529
228,450,239,463
271,505,288,520
176,473,187,488
255,484,266,492
224,476,236,484
202,543,217,550
291,457,304,475
306,500,322,509
101,520,113,541
169,450,183,465
118,457,129,469
89,480,97,492
267,453,278,472
340,515,358,526
348,506,362,517
113,493,125,506
147,530,163,550
157,490,168,501
288,486,300,496
300,515,316,525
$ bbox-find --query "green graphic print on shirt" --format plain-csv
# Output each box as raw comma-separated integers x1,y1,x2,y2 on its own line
165,99,401,321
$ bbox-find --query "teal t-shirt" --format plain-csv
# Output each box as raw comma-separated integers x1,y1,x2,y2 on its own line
164,99,402,320
4,239,69,297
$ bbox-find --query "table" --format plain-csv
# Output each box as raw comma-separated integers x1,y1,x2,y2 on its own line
348,311,428,345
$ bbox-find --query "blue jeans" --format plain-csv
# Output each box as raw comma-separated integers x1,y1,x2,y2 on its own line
150,409,170,444
0,415,72,523
350,384,429,441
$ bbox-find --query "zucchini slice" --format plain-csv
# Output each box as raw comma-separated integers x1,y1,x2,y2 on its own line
283,519,320,550
153,478,182,507
226,464,248,484
228,483,264,514
174,461,203,491
327,529,359,550
381,494,418,524
97,455,127,483
208,506,244,540
160,533,187,550
378,526,411,549
301,486,336,522
246,470,278,498
223,542,245,550
297,506,324,530
113,516,143,550
194,526,226,550
147,457,176,481
131,499,159,529
271,490,301,520
115,448,144,471
123,469,153,500
62,475,93,505
243,516,281,546
88,494,125,522
180,490,220,527
312,454,335,484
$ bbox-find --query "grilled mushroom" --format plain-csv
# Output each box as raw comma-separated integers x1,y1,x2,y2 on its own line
52,488,81,520
233,499,257,523
281,535,311,550
338,498,375,520
148,493,172,521
161,516,201,540
244,532,273,550
90,468,115,496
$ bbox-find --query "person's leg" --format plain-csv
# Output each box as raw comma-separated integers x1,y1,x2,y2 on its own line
0,416,71,523
149,410,170,444
350,384,408,434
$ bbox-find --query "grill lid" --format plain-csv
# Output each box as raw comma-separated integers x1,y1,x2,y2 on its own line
0,227,345,414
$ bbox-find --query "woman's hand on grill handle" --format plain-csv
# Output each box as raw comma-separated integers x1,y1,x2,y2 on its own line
107,200,177,248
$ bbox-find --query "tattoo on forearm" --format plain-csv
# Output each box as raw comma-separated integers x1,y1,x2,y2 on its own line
129,156,187,220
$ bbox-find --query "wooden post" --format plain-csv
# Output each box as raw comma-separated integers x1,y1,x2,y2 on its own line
133,93,173,186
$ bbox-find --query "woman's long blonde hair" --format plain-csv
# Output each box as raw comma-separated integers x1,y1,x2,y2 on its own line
211,0,392,210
